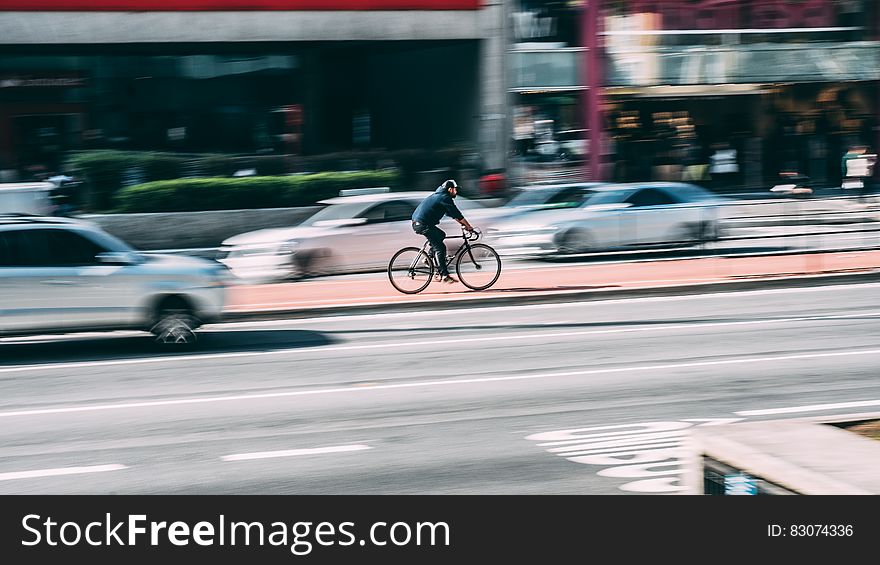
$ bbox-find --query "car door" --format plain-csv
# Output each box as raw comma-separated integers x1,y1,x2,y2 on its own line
348,200,418,270
618,187,681,246
0,228,80,333
45,228,142,329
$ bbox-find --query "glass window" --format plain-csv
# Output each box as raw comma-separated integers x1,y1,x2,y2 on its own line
584,189,630,206
625,188,677,207
382,201,416,222
46,230,106,265
0,229,49,267
360,201,415,223
301,203,368,226
546,187,594,207
0,231,27,266
5,229,110,266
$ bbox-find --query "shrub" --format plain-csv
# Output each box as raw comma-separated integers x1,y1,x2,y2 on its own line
114,170,401,213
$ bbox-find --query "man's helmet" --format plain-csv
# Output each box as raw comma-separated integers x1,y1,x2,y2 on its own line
442,179,458,190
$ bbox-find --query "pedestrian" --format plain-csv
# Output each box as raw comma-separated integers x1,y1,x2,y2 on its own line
841,145,876,202
709,142,739,192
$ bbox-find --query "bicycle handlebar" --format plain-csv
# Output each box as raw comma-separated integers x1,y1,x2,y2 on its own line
462,226,481,241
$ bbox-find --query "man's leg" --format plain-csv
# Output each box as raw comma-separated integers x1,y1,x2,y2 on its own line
425,225,448,276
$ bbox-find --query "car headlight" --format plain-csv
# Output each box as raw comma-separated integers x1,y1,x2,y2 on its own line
278,240,299,255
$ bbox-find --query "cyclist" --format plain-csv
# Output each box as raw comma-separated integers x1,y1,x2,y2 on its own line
411,179,476,283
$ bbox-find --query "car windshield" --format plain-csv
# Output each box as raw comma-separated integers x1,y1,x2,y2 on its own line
507,187,593,208
668,184,722,202
300,202,370,226
507,188,561,207
582,190,629,206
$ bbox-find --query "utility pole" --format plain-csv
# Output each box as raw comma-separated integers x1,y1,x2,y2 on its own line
582,0,603,181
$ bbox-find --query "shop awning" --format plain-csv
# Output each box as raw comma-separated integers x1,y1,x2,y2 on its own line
606,41,880,87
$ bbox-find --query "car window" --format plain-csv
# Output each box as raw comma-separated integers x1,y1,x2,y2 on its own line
507,188,558,207
301,203,368,226
0,229,107,267
0,230,32,266
0,229,56,266
45,229,107,266
625,188,677,207
547,187,594,207
583,190,629,206
667,184,720,202
382,201,416,222
359,201,416,223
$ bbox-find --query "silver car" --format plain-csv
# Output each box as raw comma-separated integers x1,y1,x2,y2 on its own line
487,182,726,256
0,215,226,344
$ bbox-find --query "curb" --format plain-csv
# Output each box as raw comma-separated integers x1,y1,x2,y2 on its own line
222,269,880,322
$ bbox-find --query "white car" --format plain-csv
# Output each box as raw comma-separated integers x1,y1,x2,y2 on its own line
499,182,606,216
0,182,54,216
486,182,725,256
0,215,226,344
533,129,587,162
218,191,495,282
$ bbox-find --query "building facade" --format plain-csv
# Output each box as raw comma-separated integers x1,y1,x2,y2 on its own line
0,1,508,182
510,0,880,190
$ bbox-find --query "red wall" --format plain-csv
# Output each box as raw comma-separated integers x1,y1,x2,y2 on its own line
0,0,481,10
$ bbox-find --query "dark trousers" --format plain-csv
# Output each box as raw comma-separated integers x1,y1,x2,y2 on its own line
412,221,448,275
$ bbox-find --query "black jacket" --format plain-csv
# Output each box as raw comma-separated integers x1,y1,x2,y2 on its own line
411,185,464,226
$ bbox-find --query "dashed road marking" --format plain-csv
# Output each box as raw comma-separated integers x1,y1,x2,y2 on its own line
0,464,127,482
222,444,372,462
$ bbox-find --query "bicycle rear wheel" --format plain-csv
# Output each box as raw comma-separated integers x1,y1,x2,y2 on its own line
388,247,434,294
456,243,501,291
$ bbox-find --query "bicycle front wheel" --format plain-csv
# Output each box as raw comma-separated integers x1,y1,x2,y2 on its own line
388,247,434,294
456,243,501,291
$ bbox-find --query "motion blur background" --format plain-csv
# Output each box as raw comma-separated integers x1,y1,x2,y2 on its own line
2,2,880,498
0,0,877,206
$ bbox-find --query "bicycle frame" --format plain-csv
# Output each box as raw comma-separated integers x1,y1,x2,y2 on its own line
416,228,480,273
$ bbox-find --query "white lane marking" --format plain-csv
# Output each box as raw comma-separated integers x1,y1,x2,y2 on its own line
5,309,880,375
3,347,880,419
222,444,372,462
736,399,880,416
0,464,127,482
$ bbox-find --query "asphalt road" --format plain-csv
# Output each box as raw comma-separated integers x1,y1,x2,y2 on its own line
2,282,879,495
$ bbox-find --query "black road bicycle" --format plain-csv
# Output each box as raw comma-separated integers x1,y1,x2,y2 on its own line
388,227,502,294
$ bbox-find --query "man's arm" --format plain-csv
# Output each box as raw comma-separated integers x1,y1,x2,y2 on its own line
442,196,472,231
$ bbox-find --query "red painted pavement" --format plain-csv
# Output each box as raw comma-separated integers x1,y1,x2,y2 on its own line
226,250,880,314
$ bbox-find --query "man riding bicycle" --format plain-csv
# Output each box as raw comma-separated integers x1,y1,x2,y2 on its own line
411,179,476,284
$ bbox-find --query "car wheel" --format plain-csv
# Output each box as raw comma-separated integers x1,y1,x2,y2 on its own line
151,298,198,347
293,249,332,279
703,220,721,241
556,229,590,255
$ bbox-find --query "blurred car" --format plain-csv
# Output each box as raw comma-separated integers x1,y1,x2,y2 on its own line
499,182,606,216
0,182,54,216
218,191,494,282
486,182,726,256
533,129,587,162
0,215,226,344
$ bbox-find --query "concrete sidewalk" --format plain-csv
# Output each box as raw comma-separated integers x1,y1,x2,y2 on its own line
224,249,880,320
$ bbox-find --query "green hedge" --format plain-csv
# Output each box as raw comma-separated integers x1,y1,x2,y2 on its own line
65,148,473,211
114,170,401,213
65,151,185,211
